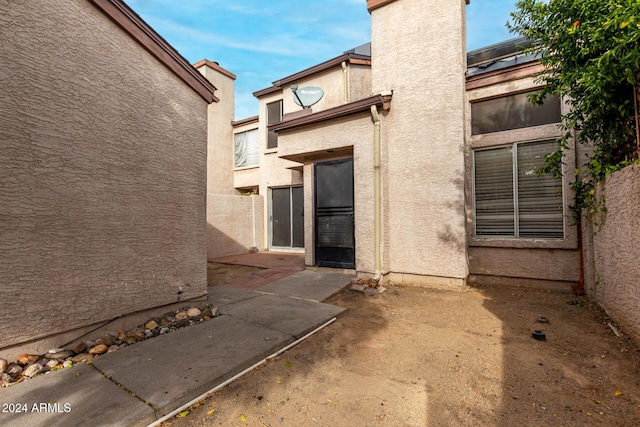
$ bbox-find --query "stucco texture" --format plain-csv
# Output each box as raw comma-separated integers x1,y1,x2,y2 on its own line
206,194,264,259
279,114,375,272
588,165,640,341
372,0,469,281
0,0,208,349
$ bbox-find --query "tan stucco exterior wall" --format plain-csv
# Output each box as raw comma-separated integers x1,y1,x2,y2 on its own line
283,68,345,113
198,64,236,195
465,69,580,291
371,0,469,286
0,0,208,350
278,113,375,270
585,165,640,342
206,194,264,259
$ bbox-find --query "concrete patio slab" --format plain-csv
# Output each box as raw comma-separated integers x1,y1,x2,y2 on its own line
206,284,259,306
92,315,293,418
220,293,346,338
258,270,353,302
0,362,154,427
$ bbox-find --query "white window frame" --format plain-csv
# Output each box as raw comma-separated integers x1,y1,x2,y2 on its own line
233,128,259,169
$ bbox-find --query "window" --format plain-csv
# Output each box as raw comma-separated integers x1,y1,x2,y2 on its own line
234,129,259,168
471,91,561,135
266,100,282,149
473,140,564,239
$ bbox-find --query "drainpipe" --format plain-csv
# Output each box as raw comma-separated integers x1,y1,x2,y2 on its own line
370,105,382,284
341,61,350,104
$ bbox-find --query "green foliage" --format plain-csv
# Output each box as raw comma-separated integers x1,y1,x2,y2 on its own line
508,0,640,226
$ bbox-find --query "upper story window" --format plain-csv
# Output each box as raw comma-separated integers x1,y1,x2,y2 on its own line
266,100,283,149
471,91,561,135
234,129,259,168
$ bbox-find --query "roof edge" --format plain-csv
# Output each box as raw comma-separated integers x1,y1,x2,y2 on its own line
271,93,392,132
193,59,237,80
89,0,218,103
232,115,259,127
253,53,372,98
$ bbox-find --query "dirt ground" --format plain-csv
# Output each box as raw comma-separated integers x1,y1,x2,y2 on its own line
163,272,640,426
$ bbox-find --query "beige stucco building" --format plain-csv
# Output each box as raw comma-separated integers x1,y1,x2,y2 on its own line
202,0,580,292
1,0,216,358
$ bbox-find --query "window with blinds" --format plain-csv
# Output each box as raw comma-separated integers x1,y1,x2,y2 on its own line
473,140,564,239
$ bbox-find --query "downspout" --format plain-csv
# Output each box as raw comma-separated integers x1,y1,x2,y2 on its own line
370,105,382,283
341,61,350,103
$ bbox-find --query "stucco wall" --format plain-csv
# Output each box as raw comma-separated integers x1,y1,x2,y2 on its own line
206,194,264,259
279,113,375,271
283,68,346,114
256,92,304,249
0,0,208,349
586,165,640,341
371,0,469,284
199,64,236,195
469,247,580,288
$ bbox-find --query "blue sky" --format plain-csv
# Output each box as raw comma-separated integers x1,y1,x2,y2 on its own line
126,0,519,119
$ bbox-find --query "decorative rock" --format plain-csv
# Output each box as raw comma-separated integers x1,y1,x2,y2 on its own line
0,358,7,376
144,330,153,339
160,327,170,335
46,360,59,369
107,345,119,353
1,373,11,387
63,361,73,368
100,334,116,347
145,320,159,330
351,284,366,293
175,319,189,328
210,306,220,317
69,341,87,354
6,364,22,377
17,354,39,366
71,353,93,364
187,307,201,317
117,330,127,342
88,344,108,355
48,350,74,360
175,311,189,321
23,363,43,378
377,285,387,294
127,327,145,341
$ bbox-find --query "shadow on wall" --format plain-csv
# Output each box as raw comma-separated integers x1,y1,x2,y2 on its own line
206,223,256,261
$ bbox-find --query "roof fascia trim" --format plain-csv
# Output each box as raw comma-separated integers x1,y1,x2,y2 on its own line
253,53,371,98
270,93,392,132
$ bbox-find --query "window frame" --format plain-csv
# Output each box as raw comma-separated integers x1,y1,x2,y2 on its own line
233,128,259,169
266,100,283,149
466,79,578,250
472,139,566,240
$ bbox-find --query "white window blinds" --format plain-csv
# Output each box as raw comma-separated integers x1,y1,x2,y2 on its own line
474,140,564,239
474,146,515,236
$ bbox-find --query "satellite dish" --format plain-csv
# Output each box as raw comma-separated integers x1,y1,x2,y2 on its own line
291,85,324,109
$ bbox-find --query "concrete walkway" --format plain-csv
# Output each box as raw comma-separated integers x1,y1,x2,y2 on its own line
0,266,352,427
